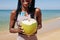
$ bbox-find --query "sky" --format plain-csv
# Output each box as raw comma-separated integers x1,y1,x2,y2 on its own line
0,0,60,10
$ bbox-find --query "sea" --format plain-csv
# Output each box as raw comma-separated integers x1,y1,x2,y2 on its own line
0,10,60,31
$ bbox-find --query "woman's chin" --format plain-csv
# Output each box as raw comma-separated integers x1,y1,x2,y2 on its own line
23,5,28,8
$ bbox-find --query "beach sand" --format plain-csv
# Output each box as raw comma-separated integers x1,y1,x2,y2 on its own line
0,17,60,40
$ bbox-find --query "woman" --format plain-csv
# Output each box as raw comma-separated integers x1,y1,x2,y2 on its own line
9,0,42,40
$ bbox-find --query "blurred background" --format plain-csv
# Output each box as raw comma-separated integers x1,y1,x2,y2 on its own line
0,0,60,31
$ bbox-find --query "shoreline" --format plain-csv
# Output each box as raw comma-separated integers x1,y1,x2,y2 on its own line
43,17,60,23
39,17,60,33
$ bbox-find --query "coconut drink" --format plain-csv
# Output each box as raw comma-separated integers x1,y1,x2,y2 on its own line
21,18,37,36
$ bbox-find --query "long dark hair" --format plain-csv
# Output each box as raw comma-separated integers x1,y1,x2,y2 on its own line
12,0,35,27
16,0,35,20
16,0,35,12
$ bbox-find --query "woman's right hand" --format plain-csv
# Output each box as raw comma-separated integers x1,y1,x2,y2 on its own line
17,25,25,34
9,25,25,34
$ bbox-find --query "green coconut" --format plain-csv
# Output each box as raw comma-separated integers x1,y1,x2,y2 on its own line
21,19,37,36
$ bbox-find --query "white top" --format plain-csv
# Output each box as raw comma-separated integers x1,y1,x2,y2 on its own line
17,12,36,26
17,13,30,25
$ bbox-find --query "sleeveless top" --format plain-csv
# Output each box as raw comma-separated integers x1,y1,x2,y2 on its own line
17,11,36,26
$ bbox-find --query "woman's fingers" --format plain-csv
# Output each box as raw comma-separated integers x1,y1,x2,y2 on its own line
18,27,25,34
19,27,23,30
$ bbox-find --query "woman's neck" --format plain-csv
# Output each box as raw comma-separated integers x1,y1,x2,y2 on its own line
22,6,29,12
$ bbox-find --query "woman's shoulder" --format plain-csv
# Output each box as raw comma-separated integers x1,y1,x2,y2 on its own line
11,10,16,15
35,8,41,12
10,10,17,19
35,8,41,15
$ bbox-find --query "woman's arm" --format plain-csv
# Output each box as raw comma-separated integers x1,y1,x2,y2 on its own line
35,8,42,29
9,10,23,33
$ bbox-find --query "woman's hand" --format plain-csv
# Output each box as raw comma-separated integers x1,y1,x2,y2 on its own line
37,24,42,30
9,25,25,34
17,25,25,34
